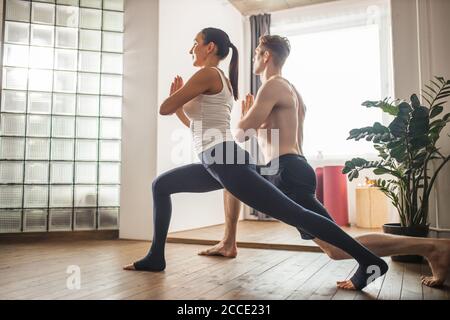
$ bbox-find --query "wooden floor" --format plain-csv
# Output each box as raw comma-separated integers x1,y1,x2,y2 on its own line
1,239,449,300
168,220,382,252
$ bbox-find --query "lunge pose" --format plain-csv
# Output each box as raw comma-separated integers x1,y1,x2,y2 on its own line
198,35,450,289
124,28,389,291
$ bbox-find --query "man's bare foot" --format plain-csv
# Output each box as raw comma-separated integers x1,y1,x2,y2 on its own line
198,241,238,258
123,263,136,271
423,239,450,287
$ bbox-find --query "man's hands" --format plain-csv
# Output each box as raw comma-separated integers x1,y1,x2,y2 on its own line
170,75,184,96
241,93,254,118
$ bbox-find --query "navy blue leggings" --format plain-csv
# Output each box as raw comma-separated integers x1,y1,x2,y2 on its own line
134,142,387,289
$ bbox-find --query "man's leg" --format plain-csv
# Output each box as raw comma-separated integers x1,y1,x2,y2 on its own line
316,234,450,288
198,190,240,258
294,192,450,288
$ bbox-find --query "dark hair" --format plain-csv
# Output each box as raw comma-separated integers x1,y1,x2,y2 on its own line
259,35,291,67
201,27,239,100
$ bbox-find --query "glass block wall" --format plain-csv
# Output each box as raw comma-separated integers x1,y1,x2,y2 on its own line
0,0,123,233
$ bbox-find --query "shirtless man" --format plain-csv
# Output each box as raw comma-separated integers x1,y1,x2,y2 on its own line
199,35,450,290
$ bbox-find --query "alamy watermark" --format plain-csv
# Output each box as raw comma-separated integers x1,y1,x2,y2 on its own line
66,265,81,290
169,121,281,175
365,265,383,290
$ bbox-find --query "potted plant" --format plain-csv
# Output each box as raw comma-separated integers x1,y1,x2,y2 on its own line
343,77,450,262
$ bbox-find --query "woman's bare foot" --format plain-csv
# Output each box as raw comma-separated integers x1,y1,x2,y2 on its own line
423,239,450,287
336,280,356,290
123,263,136,271
198,241,238,258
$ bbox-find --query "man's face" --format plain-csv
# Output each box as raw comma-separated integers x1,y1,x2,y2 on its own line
252,44,266,75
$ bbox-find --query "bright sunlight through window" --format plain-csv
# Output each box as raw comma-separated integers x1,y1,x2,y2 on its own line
282,25,384,159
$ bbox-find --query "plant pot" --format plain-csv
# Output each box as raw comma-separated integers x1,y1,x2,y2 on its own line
382,223,429,263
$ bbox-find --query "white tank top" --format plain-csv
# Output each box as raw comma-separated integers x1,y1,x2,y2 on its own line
183,67,235,154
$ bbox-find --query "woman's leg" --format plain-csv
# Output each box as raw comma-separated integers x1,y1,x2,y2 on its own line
129,163,223,271
206,163,388,290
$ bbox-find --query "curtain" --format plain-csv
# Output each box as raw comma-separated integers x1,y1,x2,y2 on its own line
249,14,272,220
249,14,271,95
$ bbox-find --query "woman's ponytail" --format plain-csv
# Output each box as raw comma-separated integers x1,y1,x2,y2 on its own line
229,42,239,101
201,28,239,100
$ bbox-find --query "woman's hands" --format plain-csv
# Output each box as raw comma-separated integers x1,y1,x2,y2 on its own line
170,76,184,96
168,75,190,127
241,94,254,118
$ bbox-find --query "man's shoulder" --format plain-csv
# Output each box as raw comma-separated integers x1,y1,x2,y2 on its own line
259,77,287,95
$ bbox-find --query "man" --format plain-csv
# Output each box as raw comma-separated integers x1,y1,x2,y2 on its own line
199,35,450,289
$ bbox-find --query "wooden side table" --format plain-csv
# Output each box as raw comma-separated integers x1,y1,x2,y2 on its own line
355,186,389,228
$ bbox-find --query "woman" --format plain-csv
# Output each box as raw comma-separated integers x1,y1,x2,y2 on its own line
124,27,388,290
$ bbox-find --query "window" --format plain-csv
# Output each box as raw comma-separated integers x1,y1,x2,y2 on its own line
0,0,124,233
271,0,393,160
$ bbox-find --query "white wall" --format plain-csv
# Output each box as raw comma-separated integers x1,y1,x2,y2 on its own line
391,0,450,236
157,0,245,232
119,0,159,240
0,2,3,51
427,0,450,236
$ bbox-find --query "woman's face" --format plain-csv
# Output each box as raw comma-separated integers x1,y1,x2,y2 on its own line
189,33,212,67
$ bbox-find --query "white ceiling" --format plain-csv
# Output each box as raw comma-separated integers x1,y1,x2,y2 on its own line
228,0,339,15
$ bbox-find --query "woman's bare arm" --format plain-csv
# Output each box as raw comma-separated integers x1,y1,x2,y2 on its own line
175,108,190,128
160,68,217,115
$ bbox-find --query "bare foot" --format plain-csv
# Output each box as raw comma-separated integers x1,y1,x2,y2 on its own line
336,280,356,290
423,239,450,287
198,241,238,258
123,263,136,271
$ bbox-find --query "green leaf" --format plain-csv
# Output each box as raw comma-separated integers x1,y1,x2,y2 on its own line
398,102,412,114
347,128,361,140
381,133,392,141
342,167,351,174
411,94,421,108
362,100,398,116
421,93,432,105
373,122,389,134
429,119,443,128
411,136,430,150
349,170,359,181
374,168,390,175
352,158,368,167
389,117,407,137
356,132,366,141
431,80,441,90
443,113,450,122
435,92,450,102
421,90,434,100
430,106,444,118
435,76,445,84
425,85,436,94
345,161,355,169
386,140,403,149
413,151,427,162
391,145,407,161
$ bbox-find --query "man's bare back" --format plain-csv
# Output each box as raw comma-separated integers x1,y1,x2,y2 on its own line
257,76,306,163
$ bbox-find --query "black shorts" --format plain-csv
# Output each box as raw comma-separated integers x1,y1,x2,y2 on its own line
256,154,334,240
